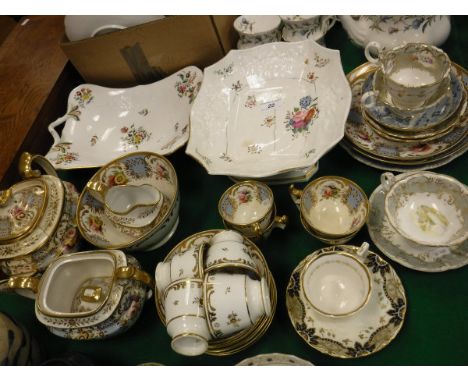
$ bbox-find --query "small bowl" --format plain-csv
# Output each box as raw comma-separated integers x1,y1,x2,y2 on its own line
382,171,468,247
289,176,369,242
301,243,372,317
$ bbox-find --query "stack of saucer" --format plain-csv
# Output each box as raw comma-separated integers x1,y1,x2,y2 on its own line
341,43,468,171
154,230,276,356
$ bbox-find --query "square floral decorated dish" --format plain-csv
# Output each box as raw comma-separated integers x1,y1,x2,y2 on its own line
45,66,203,169
187,40,352,178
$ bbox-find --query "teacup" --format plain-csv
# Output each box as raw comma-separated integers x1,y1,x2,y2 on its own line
301,243,372,317
87,181,163,228
234,16,281,47
164,279,210,356
218,181,288,240
289,176,369,244
155,244,205,294
203,272,271,339
204,230,259,275
381,172,468,247
280,15,336,42
364,42,451,109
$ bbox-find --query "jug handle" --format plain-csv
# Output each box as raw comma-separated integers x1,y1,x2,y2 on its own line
19,152,58,179
364,41,382,64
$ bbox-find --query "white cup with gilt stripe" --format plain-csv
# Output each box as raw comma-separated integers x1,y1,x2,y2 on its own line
164,279,210,356
203,272,271,339
155,244,205,295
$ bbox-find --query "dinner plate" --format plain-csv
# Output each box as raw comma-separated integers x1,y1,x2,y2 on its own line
367,172,468,272
45,66,203,170
187,40,351,178
286,244,406,358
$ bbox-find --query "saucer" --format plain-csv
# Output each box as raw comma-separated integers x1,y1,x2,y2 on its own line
237,353,313,366
286,244,406,358
362,69,464,131
367,172,468,272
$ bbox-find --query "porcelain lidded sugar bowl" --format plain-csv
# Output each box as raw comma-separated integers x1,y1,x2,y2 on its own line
5,250,153,340
381,171,468,247
77,151,179,251
0,153,80,281
218,181,288,241
289,176,369,244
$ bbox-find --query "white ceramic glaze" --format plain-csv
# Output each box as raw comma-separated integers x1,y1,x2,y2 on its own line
234,16,281,37
383,172,468,247
301,243,371,317
45,66,203,169
187,40,351,178
280,16,335,43
340,16,451,50
203,272,270,339
364,42,451,109
168,316,210,356
64,15,165,41
237,353,314,366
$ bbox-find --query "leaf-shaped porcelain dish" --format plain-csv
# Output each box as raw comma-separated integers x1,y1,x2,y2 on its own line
187,40,352,178
45,66,203,170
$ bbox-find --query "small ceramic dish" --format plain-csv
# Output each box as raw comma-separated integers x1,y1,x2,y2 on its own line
187,40,351,178
364,42,451,109
45,66,202,170
77,152,179,251
382,171,468,247
218,181,287,240
300,243,372,317
290,176,368,242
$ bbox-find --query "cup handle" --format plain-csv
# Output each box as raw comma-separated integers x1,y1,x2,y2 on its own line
91,24,126,38
321,16,337,32
356,242,370,257
86,180,108,203
115,266,154,291
380,172,396,192
364,41,382,64
253,222,263,239
19,152,58,178
289,184,303,210
273,215,288,231
0,188,12,207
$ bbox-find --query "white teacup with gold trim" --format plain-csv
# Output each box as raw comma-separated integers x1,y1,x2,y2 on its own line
218,181,287,240
164,279,211,356
203,272,271,339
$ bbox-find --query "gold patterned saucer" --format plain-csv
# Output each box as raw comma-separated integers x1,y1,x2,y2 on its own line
154,230,276,356
286,244,406,358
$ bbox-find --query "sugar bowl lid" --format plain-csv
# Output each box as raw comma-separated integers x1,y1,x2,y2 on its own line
0,153,65,259
0,178,48,242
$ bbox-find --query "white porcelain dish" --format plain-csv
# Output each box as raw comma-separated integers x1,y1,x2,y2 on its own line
187,40,351,178
45,66,202,170
64,16,165,41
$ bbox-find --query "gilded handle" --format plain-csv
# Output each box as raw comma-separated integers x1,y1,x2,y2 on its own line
0,188,12,207
289,184,303,209
115,266,154,290
274,214,289,230
86,180,108,202
253,222,263,239
7,276,40,293
19,152,58,179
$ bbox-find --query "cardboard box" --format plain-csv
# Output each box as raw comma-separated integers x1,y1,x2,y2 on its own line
60,15,237,87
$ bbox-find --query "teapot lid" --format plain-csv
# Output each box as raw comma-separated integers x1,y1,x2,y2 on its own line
0,179,48,242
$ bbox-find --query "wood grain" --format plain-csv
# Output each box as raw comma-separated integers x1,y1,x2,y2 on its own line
0,16,68,185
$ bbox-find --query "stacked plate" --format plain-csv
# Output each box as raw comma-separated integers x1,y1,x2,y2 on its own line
154,230,277,356
341,62,468,171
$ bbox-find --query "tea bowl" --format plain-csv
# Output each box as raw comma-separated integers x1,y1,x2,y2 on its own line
301,242,372,317
289,176,369,243
218,181,287,240
382,171,468,247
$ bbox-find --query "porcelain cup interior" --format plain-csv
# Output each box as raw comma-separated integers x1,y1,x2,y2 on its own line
382,172,468,247
301,244,372,317
206,231,258,275
294,176,369,238
365,42,451,109
234,15,281,38
204,272,270,338
37,252,116,318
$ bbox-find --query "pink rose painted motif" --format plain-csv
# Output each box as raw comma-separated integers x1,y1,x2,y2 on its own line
284,96,319,138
